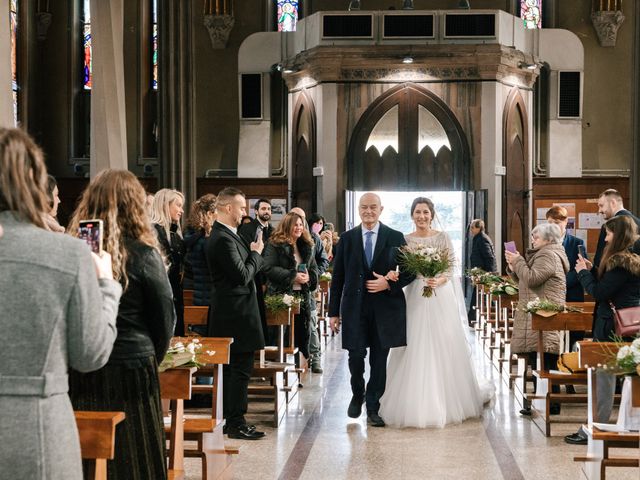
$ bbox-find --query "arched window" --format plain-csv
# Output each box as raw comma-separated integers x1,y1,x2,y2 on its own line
277,1,298,32
348,83,470,191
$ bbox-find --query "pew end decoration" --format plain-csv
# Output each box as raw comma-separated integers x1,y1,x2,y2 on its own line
489,280,518,296
159,338,214,372
522,297,582,317
265,293,301,323
319,272,332,282
594,337,640,376
399,244,453,297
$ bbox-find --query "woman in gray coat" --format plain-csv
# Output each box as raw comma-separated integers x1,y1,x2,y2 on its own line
505,222,569,415
0,128,122,480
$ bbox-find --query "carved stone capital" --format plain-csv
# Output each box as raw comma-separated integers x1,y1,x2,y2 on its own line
203,14,234,49
591,10,625,47
36,12,52,41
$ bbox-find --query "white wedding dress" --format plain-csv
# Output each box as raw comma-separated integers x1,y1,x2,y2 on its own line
379,232,494,428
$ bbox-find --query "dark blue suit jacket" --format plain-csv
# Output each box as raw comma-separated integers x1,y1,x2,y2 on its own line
563,234,586,302
593,209,640,269
328,223,414,351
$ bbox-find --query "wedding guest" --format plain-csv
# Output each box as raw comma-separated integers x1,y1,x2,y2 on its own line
565,215,640,445
0,128,121,480
505,223,568,416
151,188,185,335
183,194,216,307
44,174,65,232
309,212,334,260
467,219,497,323
593,189,640,269
68,169,176,479
206,187,266,440
264,212,319,366
290,207,327,373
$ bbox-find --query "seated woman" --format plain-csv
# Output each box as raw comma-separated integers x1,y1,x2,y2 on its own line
263,212,318,364
68,170,176,480
0,128,121,480
565,215,640,445
505,223,569,416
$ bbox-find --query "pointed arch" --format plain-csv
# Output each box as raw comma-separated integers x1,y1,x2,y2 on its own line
502,88,530,269
347,83,471,191
291,91,317,213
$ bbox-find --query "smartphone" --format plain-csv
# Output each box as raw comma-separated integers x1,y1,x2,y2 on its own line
78,219,103,254
297,263,307,273
504,241,517,254
255,228,263,242
578,245,587,257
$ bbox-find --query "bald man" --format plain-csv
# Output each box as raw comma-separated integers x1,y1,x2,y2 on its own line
328,193,414,427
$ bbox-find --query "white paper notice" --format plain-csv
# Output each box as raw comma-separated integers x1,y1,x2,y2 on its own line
536,208,548,220
578,213,604,230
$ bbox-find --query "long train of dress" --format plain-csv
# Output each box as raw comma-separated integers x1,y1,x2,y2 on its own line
379,233,494,428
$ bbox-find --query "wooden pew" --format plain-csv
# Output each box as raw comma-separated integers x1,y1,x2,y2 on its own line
161,337,236,480
183,289,194,307
184,305,209,335
574,341,639,480
528,308,594,436
75,411,125,480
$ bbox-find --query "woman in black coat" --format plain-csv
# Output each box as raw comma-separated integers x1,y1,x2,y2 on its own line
467,219,497,322
263,212,318,361
68,170,176,480
151,188,185,335
565,215,640,445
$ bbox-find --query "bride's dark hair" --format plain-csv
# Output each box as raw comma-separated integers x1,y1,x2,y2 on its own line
410,197,435,218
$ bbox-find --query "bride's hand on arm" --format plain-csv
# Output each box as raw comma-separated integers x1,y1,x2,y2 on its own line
366,272,391,293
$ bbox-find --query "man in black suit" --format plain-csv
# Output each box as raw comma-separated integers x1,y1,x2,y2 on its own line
206,187,266,440
238,198,273,244
239,199,273,344
467,219,497,323
329,193,414,427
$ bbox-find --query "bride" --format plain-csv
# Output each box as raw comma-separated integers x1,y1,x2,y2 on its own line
379,197,494,428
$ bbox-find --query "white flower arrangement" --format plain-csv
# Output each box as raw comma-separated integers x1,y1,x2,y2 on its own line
158,338,215,372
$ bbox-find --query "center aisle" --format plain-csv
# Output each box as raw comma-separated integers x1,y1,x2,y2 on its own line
184,331,635,479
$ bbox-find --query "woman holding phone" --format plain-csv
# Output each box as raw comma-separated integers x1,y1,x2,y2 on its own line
0,128,121,480
263,212,318,363
504,222,569,416
68,170,176,480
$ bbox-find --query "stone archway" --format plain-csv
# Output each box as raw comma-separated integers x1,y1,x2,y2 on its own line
291,92,317,214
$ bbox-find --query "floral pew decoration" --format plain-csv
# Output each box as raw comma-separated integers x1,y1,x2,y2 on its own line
264,293,302,324
158,338,215,373
521,297,582,317
465,268,519,296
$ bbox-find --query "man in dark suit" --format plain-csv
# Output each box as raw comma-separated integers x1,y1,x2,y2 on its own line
206,187,266,440
467,219,497,323
239,198,273,344
238,198,273,244
329,193,414,427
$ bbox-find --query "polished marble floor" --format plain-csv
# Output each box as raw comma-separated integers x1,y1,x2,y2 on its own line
183,331,639,480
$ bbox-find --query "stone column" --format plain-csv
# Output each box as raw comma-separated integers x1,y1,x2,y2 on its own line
0,0,14,127
90,0,127,176
158,0,195,204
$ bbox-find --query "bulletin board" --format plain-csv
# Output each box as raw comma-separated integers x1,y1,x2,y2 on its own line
533,198,602,258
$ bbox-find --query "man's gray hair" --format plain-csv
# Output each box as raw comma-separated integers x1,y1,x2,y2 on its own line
531,222,562,244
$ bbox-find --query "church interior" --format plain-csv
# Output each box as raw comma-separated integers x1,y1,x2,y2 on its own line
3,0,640,479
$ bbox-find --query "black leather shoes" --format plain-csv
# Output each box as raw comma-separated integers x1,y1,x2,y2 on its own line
564,432,587,445
311,364,323,374
347,395,364,418
226,424,265,440
367,411,386,427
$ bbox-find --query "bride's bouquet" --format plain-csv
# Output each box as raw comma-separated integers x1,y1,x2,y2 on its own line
398,243,453,297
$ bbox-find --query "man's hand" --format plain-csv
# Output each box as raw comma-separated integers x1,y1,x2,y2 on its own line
329,316,341,333
366,272,390,293
295,272,309,284
250,235,264,254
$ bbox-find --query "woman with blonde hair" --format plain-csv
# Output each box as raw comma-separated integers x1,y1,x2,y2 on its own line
151,188,185,335
0,128,121,479
68,169,176,480
263,212,319,363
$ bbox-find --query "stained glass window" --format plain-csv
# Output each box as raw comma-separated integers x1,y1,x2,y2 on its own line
152,0,158,90
277,0,298,32
83,0,92,90
521,0,542,29
10,0,18,125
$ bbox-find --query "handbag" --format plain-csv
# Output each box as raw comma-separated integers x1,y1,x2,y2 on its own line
608,301,640,337
557,352,586,373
